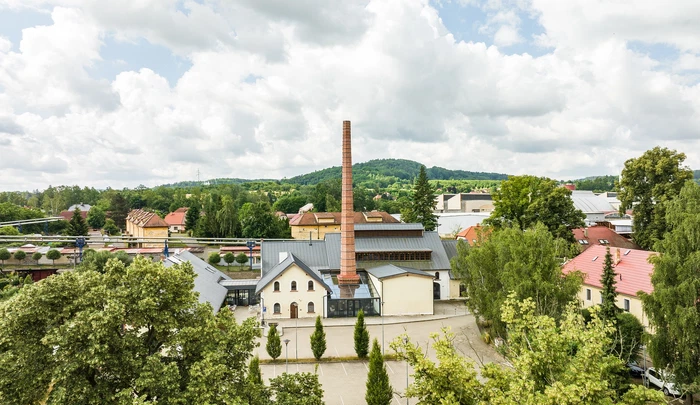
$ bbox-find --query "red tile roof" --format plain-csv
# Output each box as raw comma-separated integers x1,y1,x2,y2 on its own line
126,209,169,228
288,211,399,226
456,224,490,245
59,210,88,221
572,226,639,251
562,245,656,297
164,208,188,226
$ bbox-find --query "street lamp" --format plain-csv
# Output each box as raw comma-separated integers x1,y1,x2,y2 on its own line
246,240,256,270
381,300,386,356
295,299,301,360
403,336,410,405
283,339,290,373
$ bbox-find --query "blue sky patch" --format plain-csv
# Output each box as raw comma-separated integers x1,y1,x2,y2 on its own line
0,8,52,50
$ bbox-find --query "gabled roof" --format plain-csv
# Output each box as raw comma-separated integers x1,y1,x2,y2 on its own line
572,226,640,251
256,253,331,294
261,239,329,274
366,264,434,280
59,210,88,221
288,211,399,226
164,208,188,226
163,250,230,314
570,190,616,214
561,245,656,297
455,224,490,245
127,209,169,228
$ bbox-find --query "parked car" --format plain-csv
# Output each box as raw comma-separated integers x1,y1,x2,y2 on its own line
644,367,681,397
626,361,645,377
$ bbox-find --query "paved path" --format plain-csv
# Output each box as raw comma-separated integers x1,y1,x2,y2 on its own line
242,301,506,405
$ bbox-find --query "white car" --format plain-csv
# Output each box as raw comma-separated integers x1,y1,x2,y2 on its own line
644,367,681,397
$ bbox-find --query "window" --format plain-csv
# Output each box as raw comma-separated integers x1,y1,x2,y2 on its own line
273,303,281,314
586,288,591,301
291,281,297,291
624,299,630,312
434,272,440,280
308,280,314,291
308,302,315,313
273,281,280,292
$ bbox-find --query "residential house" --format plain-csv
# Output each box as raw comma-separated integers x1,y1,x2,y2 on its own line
164,207,188,233
572,226,640,251
562,245,655,327
455,224,491,245
125,209,169,248
434,193,494,213
289,211,399,240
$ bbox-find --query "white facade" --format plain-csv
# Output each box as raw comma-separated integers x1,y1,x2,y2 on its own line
370,273,434,316
259,263,325,319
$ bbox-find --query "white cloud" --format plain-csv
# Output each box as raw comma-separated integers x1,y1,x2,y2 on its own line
1,0,700,190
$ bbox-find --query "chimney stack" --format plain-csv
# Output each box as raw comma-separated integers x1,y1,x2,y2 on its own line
338,120,360,285
614,248,621,265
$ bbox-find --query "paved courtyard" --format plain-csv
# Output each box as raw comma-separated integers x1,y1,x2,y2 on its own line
234,301,506,405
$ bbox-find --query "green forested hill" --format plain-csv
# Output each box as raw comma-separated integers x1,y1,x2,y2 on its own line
285,159,508,185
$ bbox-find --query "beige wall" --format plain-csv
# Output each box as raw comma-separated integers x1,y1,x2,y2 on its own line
371,273,434,316
260,263,325,319
143,227,168,248
291,225,341,240
449,279,461,299
579,284,648,328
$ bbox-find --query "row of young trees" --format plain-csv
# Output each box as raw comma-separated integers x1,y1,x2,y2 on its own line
0,248,63,266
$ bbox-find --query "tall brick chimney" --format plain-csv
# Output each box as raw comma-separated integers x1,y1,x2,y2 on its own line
338,120,360,285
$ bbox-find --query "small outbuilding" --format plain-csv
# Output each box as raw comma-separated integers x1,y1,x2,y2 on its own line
366,264,434,316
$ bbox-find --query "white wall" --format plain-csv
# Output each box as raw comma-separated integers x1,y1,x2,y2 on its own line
260,263,326,319
371,273,434,316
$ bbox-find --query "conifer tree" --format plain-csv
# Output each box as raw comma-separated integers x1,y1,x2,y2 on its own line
354,309,370,358
400,165,438,231
244,355,269,405
600,247,619,322
366,339,393,405
266,324,282,360
67,208,89,236
310,315,327,360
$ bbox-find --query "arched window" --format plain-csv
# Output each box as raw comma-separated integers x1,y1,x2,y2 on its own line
435,272,440,280
273,281,280,292
273,303,281,314
308,302,315,313
308,280,314,291
291,281,297,291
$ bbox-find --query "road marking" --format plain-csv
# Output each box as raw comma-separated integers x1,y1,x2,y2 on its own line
393,394,401,404
363,362,369,371
386,362,395,374
273,364,277,377
340,395,345,405
318,363,324,376
340,361,348,375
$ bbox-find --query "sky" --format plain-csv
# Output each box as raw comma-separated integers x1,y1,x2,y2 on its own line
1,0,699,191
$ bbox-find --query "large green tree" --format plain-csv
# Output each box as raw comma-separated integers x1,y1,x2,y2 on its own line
66,208,89,236
391,297,664,405
76,249,132,273
366,338,393,405
86,206,106,229
640,180,700,400
618,146,693,250
0,256,262,404
185,204,200,234
484,175,585,243
239,202,290,239
451,224,582,337
400,165,438,231
269,372,324,405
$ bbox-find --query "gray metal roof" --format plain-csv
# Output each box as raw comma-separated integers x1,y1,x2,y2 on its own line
261,239,329,274
441,240,458,260
324,231,453,271
366,264,434,280
255,253,330,294
163,250,230,314
570,191,616,213
354,223,425,231
220,279,259,288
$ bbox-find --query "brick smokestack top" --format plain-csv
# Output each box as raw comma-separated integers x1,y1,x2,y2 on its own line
338,120,360,285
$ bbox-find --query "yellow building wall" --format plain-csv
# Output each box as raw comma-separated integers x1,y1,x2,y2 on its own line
143,227,168,248
449,279,461,299
371,273,434,316
291,225,341,240
260,263,325,319
579,285,648,328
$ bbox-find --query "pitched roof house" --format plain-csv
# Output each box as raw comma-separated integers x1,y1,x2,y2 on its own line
164,207,188,233
571,226,640,251
562,245,656,326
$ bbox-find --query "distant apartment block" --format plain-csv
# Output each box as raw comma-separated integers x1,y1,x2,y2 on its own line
434,193,494,213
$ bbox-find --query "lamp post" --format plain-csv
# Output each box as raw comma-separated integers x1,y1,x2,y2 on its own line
283,339,290,373
381,300,385,356
295,299,300,360
403,336,409,405
246,240,255,270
